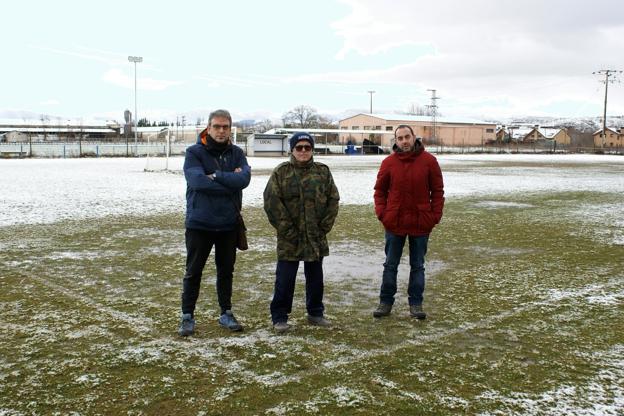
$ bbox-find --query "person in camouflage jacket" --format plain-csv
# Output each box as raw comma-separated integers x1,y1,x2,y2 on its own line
264,132,340,333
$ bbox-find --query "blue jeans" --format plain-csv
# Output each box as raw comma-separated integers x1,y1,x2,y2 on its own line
270,260,324,324
379,231,429,306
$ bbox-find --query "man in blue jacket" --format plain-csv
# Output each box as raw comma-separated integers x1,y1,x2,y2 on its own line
179,109,251,336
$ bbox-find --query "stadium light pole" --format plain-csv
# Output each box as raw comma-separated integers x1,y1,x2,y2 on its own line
367,90,375,114
128,56,143,156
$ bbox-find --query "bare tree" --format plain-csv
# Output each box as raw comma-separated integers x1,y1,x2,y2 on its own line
317,115,337,129
282,105,320,128
253,119,275,133
405,103,429,116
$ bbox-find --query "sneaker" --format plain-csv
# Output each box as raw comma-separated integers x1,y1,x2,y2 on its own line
219,310,243,332
273,321,290,334
178,313,195,337
307,315,331,327
410,304,427,320
373,303,392,318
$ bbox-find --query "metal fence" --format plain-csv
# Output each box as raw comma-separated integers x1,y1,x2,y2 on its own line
0,142,190,158
1,141,622,158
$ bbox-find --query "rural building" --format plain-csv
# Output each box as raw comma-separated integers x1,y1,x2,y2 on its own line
522,126,571,145
0,120,121,142
593,127,622,148
338,113,496,147
497,125,570,145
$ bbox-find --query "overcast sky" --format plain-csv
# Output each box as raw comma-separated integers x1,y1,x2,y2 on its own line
2,0,624,124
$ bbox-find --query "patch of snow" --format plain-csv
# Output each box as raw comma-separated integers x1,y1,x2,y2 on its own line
586,292,623,306
477,345,624,416
75,373,101,386
1,154,623,227
473,201,534,209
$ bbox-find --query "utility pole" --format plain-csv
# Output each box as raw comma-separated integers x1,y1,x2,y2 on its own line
426,89,440,146
128,56,143,156
367,90,375,114
593,69,622,148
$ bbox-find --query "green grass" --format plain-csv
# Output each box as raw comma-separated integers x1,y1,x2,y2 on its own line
1,191,623,415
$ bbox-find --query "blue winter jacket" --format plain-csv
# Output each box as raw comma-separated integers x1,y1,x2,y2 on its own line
184,131,251,231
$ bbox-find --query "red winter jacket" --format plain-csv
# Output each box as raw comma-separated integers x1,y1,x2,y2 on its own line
374,143,445,236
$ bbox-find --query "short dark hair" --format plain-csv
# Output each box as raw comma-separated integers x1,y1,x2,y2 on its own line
394,124,414,138
208,109,232,127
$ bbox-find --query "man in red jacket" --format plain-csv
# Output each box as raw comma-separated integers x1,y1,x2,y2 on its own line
373,125,445,319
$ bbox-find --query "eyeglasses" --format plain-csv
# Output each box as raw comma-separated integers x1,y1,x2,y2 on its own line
294,144,312,152
210,124,231,131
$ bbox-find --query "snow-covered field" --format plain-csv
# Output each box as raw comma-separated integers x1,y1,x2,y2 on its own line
1,154,623,414
1,154,623,227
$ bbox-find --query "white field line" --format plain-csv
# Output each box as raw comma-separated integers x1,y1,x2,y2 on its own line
272,277,624,386
18,272,623,394
27,274,155,334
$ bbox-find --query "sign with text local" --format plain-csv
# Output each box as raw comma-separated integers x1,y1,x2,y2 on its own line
253,134,288,153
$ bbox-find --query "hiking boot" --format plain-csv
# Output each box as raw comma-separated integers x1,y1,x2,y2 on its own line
219,310,243,332
273,321,290,334
410,304,427,320
307,315,331,327
178,313,195,337
373,303,392,318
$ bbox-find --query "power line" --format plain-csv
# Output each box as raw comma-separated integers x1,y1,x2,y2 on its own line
592,69,622,147
426,89,440,144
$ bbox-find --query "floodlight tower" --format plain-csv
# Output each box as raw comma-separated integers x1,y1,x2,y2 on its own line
128,55,143,156
367,90,376,114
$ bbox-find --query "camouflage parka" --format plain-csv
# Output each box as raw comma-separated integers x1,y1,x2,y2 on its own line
263,156,340,261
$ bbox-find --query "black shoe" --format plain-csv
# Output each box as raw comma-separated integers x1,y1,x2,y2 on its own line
373,303,392,318
410,304,427,320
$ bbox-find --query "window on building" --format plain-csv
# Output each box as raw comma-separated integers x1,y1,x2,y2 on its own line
486,128,494,133
375,126,382,130
352,126,359,130
364,126,371,130
340,126,348,130
386,126,393,131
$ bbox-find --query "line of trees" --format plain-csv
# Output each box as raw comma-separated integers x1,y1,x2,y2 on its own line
135,105,340,131
137,118,170,127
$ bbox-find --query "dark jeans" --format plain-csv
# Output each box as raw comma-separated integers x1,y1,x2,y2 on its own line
270,260,324,324
380,231,429,306
181,228,237,317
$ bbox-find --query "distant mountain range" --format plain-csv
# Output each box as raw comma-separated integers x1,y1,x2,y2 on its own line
485,116,624,133
2,108,622,135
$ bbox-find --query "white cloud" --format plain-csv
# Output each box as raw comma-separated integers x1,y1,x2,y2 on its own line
31,45,127,66
102,69,182,91
323,0,624,117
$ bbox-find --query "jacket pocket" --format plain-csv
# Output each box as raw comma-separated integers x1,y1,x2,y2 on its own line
416,203,435,232
381,208,400,230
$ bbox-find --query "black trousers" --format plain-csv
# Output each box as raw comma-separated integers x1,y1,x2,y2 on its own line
270,259,324,324
181,228,237,317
